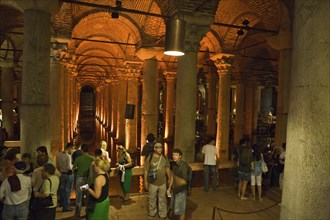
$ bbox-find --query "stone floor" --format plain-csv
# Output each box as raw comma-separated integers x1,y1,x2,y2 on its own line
55,185,281,220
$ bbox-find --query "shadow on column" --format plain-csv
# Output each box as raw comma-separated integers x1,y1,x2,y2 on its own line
78,85,96,145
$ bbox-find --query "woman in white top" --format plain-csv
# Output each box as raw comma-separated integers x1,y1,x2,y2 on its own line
33,163,60,220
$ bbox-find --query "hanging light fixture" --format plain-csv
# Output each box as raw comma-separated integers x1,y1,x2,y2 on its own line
164,18,186,56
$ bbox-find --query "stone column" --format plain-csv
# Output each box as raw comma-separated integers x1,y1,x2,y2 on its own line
0,60,15,139
124,61,142,153
141,58,158,148
16,0,60,154
244,82,254,141
136,48,162,148
211,54,233,160
234,82,245,145
205,68,217,137
163,72,176,151
252,86,262,144
174,22,211,162
280,0,330,219
50,44,65,152
116,71,127,145
109,78,118,163
268,31,292,146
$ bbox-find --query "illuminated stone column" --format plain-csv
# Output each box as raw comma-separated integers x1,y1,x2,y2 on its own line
124,61,142,153
175,23,212,162
175,54,197,162
136,48,161,149
211,54,233,160
244,82,254,141
109,78,118,163
49,44,66,152
0,60,15,139
116,70,127,145
234,82,245,145
164,71,176,155
16,0,60,154
205,68,217,137
252,86,262,144
141,58,158,149
268,31,292,146
280,0,329,219
95,88,101,144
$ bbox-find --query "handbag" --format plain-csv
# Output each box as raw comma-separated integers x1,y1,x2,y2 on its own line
31,178,54,211
148,155,162,183
261,155,268,173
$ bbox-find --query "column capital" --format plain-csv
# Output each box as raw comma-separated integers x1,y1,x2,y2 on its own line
184,24,211,53
267,31,292,50
163,71,176,81
210,53,234,75
136,47,163,60
123,61,142,78
15,0,60,14
50,43,67,63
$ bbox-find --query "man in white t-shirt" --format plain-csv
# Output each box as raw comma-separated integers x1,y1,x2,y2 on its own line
202,138,218,192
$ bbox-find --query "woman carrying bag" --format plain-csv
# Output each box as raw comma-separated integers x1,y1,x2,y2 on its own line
33,163,59,220
83,158,110,220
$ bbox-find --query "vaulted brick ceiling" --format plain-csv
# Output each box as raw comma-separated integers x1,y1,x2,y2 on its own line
0,0,291,87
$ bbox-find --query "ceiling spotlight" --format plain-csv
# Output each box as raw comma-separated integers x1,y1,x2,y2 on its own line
237,29,244,36
111,0,122,19
242,19,250,26
111,11,119,18
164,18,186,56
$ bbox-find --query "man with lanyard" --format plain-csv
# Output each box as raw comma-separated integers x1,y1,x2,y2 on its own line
56,142,74,212
169,148,189,220
144,142,171,220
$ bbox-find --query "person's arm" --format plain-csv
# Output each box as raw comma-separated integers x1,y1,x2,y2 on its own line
144,157,150,191
0,179,6,201
124,153,133,168
87,175,105,199
35,178,50,198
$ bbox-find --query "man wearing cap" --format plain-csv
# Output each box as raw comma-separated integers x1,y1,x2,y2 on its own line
144,142,171,220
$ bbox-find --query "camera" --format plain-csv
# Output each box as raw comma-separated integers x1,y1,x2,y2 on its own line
80,184,89,190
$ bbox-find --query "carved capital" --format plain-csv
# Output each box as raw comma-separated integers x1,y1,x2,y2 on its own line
50,43,67,63
210,53,234,75
136,47,163,60
163,71,176,81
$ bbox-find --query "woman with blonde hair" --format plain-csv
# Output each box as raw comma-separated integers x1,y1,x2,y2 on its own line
99,141,111,163
83,158,110,220
116,145,133,201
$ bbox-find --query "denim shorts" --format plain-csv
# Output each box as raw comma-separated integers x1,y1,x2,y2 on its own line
172,190,187,215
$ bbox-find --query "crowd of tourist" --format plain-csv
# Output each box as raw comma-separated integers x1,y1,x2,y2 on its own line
0,134,286,220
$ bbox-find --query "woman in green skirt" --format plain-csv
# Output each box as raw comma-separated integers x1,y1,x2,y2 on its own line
84,158,110,220
116,145,133,201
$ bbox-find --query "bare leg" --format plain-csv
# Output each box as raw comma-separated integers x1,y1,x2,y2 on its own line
257,185,263,201
238,181,242,197
241,180,248,200
251,185,256,200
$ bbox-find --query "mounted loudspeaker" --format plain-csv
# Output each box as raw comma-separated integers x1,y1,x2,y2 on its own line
125,104,135,119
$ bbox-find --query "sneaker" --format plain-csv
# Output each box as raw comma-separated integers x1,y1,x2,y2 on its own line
240,197,248,200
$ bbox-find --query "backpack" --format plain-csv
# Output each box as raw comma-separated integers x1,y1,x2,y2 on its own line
179,161,193,191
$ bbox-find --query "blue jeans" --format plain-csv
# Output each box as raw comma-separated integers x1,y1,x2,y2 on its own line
2,200,29,220
75,176,87,215
59,173,74,210
204,165,217,191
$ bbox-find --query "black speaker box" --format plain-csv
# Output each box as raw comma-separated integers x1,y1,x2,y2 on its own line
125,104,135,119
